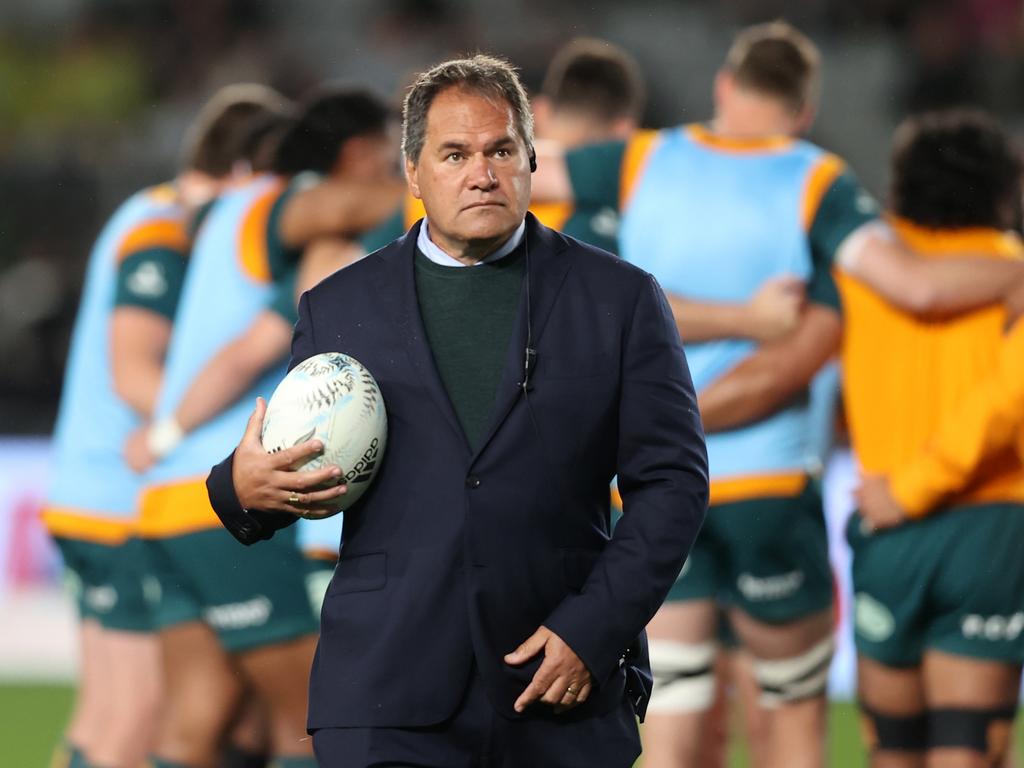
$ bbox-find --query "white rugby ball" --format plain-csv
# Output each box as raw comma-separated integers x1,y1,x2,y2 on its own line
261,352,387,514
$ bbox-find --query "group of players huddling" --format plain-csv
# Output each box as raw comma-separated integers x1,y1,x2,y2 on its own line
43,19,1024,768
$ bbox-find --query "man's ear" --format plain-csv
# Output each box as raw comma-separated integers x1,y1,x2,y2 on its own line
405,156,422,199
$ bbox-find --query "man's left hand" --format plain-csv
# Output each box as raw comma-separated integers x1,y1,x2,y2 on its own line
505,625,592,714
855,475,906,531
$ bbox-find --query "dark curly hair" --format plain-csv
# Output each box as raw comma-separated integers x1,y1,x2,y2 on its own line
889,109,1022,231
272,86,393,177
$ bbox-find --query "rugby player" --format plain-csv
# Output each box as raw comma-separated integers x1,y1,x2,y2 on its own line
532,22,1024,768
840,110,1024,768
41,85,289,768
132,87,401,768
530,37,644,253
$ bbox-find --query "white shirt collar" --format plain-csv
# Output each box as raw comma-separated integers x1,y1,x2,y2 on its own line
416,218,526,267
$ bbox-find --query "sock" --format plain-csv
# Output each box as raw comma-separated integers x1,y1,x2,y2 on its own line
270,758,318,768
50,741,86,768
221,745,268,768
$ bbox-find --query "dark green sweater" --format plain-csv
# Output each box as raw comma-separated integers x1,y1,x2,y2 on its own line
414,248,526,451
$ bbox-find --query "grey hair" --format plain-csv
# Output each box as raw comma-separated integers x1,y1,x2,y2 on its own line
401,54,535,164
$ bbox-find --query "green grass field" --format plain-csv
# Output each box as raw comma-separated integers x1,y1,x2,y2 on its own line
0,685,1020,767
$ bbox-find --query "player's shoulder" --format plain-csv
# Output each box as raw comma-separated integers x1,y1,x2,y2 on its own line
307,226,411,301
536,219,655,296
791,138,849,171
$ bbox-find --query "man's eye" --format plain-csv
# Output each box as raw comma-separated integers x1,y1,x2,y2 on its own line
445,152,463,162
495,148,511,159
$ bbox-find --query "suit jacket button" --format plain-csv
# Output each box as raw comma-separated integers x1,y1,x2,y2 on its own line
465,475,481,489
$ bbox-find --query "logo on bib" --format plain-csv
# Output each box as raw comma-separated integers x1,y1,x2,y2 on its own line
127,261,168,298
854,592,895,642
590,207,620,238
961,612,1024,642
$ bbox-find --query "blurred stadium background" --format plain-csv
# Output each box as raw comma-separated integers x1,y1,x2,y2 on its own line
2,0,1024,764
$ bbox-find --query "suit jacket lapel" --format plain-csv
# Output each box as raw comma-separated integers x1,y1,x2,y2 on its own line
470,215,573,463
372,221,471,453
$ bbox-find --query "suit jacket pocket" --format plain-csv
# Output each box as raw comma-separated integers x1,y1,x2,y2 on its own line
561,548,602,592
327,551,387,596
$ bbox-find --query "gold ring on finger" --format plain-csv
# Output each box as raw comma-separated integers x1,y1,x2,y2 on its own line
566,686,579,696
288,493,301,503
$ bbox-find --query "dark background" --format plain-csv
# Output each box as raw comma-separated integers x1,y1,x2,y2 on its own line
2,0,1022,432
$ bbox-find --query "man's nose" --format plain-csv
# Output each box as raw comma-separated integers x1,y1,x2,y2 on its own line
467,154,498,190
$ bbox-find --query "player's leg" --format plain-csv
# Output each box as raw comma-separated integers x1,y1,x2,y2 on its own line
858,656,927,768
60,619,106,768
642,528,723,768
146,536,244,768
52,538,113,767
693,614,767,768
153,620,244,767
92,629,161,767
643,599,719,767
847,508,943,768
729,606,833,768
919,503,1024,768
695,649,732,768
721,482,836,768
88,538,162,768
221,695,270,768
188,527,319,766
922,652,1019,768
236,635,318,763
729,645,771,768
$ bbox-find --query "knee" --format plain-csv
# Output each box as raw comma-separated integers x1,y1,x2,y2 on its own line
646,640,717,714
162,680,240,750
751,636,834,708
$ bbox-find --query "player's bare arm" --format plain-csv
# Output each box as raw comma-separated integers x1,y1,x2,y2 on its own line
839,222,1024,317
278,176,405,248
109,307,173,419
667,275,805,343
125,238,365,473
858,316,1024,526
528,139,574,203
697,303,841,432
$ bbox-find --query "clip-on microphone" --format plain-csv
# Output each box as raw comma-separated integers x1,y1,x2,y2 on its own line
520,231,537,392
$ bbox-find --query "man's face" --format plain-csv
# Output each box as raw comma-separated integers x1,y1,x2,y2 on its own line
406,86,531,255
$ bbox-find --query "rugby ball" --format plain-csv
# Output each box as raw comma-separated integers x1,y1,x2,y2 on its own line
261,352,387,514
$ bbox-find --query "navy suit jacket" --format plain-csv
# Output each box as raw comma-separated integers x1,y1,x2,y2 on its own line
207,214,708,730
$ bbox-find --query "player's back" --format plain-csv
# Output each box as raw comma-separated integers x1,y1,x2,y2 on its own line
621,124,839,483
148,174,287,485
45,184,186,531
840,219,1024,506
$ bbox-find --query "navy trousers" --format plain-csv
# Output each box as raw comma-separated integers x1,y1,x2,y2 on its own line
311,670,641,767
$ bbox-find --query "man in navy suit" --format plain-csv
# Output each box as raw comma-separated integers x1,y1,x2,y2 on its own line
206,54,708,767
